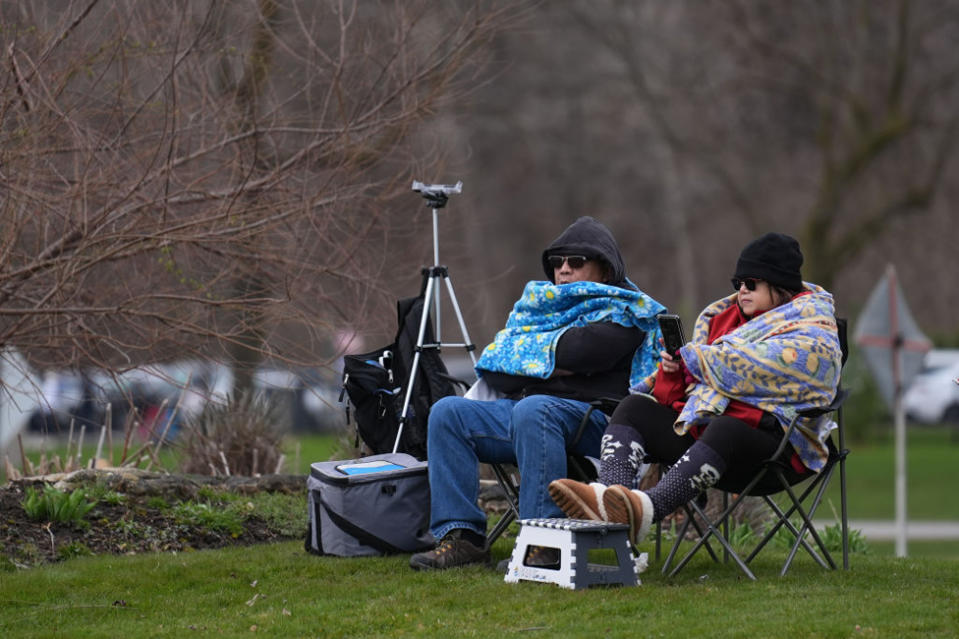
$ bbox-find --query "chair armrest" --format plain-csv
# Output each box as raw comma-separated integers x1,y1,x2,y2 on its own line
590,397,622,416
569,397,622,448
437,372,473,394
797,388,849,419
767,388,849,462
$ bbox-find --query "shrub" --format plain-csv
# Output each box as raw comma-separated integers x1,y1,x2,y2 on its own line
177,391,285,477
21,485,97,524
821,522,870,554
728,522,756,549
771,520,869,554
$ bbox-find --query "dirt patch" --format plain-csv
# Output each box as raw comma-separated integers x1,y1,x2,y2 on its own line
0,470,307,570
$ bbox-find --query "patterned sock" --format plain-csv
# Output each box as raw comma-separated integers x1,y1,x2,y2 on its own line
647,441,727,523
598,423,647,488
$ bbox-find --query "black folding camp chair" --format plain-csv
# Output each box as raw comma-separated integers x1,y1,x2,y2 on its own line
658,318,851,579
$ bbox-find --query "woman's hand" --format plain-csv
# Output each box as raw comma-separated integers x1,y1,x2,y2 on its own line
660,350,681,374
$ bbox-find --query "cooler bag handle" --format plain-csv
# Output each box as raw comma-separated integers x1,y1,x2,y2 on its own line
319,494,406,555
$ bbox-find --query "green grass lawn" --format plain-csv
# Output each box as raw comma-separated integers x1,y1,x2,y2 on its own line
868,539,959,560
823,426,959,521
1,539,957,638
3,429,959,636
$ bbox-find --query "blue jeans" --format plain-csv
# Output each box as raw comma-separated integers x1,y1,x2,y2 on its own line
426,394,608,540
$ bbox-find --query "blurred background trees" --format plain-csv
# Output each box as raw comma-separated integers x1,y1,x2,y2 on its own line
446,0,959,344
2,0,957,443
0,0,513,383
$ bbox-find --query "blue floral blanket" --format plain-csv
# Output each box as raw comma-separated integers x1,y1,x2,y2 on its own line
635,283,842,472
475,280,665,388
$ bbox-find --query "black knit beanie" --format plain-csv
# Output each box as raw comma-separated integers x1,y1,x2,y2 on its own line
734,232,803,291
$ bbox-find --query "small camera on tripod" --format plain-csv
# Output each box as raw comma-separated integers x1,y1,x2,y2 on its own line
412,180,463,208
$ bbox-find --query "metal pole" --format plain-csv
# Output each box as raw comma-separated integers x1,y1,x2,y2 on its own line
443,275,478,366
894,381,907,558
432,208,442,343
889,265,907,558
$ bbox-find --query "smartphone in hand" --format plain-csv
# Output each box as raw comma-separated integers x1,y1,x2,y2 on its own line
657,314,686,358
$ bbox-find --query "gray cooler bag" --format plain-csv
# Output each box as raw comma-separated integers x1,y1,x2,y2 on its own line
306,452,434,557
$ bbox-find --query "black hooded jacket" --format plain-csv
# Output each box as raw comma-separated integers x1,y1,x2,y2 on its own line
540,215,636,290
483,216,646,402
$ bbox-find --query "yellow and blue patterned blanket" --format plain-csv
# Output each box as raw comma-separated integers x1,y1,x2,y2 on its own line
635,283,842,472
475,280,665,388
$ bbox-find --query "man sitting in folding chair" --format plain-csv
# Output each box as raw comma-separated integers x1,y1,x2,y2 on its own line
550,233,843,568
410,216,664,571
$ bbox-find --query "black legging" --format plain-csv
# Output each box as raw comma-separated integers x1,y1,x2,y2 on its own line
608,393,808,493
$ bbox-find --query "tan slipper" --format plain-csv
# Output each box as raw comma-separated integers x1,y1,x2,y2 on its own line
602,485,654,544
548,479,608,521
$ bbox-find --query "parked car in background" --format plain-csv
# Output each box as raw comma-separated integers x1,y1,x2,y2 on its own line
904,349,959,424
23,360,346,439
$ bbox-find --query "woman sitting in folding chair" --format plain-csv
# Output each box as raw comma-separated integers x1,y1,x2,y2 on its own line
549,232,843,546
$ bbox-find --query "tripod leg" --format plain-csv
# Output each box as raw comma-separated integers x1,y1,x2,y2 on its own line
433,275,443,345
443,275,477,366
393,267,477,454
393,276,438,453
432,208,443,344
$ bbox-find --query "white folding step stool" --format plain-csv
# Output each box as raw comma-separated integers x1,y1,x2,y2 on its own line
503,518,642,590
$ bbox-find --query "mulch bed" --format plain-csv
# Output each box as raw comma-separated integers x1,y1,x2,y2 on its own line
0,469,306,570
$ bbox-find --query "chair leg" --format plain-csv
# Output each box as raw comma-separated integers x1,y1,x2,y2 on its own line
486,510,516,549
747,492,828,569
664,468,774,580
840,452,850,570
661,509,694,574
669,497,757,580
664,492,757,580
655,520,662,563
722,491,730,565
686,506,723,564
487,463,520,548
661,501,724,575
745,494,822,569
778,472,838,573
837,404,850,571
746,469,837,574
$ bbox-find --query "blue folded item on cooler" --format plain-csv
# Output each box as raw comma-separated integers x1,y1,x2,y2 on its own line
336,460,406,475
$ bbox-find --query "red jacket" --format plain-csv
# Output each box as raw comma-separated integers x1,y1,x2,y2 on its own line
652,303,762,428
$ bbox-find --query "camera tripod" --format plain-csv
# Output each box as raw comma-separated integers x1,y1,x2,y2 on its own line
392,180,477,453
